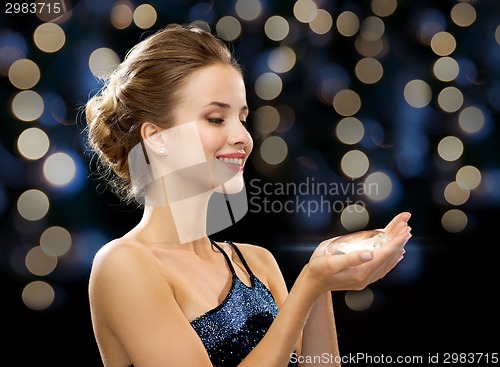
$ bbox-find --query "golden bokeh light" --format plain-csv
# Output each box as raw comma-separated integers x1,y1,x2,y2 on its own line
437,136,463,162
355,57,383,84
345,288,374,311
340,149,369,178
22,281,55,311
336,11,359,37
33,22,66,53
441,209,468,233
40,226,72,257
444,181,470,206
430,32,456,56
255,72,282,100
293,0,317,24
309,9,333,35
260,136,288,165
433,56,459,82
268,46,296,74
235,0,262,21
403,79,432,108
17,189,50,221
364,171,392,202
371,0,397,17
216,16,242,41
456,165,481,190
17,127,50,160
254,105,280,135
11,90,44,122
89,47,121,79
333,89,361,116
264,16,289,41
26,246,58,276
111,2,134,29
8,58,40,89
437,86,464,113
335,117,364,145
340,204,369,231
458,106,484,134
450,2,477,27
133,3,157,29
43,152,77,186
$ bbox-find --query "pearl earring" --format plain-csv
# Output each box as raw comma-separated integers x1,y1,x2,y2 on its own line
159,146,167,155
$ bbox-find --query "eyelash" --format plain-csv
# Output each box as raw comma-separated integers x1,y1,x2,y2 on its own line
207,118,249,128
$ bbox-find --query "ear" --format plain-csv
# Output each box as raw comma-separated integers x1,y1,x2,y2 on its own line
141,122,166,155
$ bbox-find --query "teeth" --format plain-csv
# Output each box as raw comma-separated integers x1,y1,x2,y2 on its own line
218,157,243,165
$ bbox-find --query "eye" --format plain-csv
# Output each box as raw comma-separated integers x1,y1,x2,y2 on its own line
207,118,224,125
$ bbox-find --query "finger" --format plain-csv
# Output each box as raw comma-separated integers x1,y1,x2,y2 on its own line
384,212,411,234
323,249,374,273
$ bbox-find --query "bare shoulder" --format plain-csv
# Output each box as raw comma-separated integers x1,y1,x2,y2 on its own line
91,238,152,274
89,237,165,294
231,241,279,266
230,242,285,282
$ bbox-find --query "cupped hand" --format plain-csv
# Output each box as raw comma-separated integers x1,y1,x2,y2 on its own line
305,212,412,294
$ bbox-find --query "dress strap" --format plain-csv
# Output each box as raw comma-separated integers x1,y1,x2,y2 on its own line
209,238,236,275
224,240,255,278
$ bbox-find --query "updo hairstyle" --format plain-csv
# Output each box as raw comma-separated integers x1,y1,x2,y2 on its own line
85,24,242,202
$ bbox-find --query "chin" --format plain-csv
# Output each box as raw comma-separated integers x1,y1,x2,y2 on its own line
215,171,245,194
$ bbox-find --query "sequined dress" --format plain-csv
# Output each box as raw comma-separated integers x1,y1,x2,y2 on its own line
129,239,298,367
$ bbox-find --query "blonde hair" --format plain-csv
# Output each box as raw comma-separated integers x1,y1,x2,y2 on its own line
85,24,242,202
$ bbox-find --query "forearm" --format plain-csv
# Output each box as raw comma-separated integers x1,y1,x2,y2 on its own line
239,266,319,367
298,291,340,367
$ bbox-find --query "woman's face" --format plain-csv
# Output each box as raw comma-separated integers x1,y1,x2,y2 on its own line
172,63,254,193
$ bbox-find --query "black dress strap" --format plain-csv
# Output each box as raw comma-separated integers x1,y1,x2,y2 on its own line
224,240,255,278
209,238,237,275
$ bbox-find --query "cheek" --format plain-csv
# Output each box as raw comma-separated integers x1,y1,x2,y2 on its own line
200,130,225,157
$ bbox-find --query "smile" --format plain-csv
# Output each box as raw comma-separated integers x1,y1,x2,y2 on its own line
218,157,243,165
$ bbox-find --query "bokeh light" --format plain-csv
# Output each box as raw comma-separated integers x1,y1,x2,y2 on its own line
26,246,58,276
235,0,262,22
133,4,157,29
43,152,77,186
17,127,50,160
22,281,55,311
8,58,40,89
17,189,50,221
340,150,369,178
335,117,364,145
437,136,463,162
345,288,374,311
33,22,66,53
340,204,369,231
404,79,432,108
11,90,44,121
336,11,360,37
40,226,72,257
260,136,288,165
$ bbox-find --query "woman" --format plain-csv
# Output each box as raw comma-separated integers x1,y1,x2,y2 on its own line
86,24,412,367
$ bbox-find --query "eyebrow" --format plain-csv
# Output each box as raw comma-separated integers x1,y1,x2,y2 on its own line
204,101,249,113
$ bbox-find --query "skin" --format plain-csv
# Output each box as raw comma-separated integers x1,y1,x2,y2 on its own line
88,64,412,367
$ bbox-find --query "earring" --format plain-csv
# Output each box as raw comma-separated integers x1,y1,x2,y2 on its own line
159,146,167,155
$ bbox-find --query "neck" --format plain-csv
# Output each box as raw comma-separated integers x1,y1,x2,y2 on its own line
129,177,212,246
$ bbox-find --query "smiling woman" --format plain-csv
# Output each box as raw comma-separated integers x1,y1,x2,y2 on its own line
85,23,411,367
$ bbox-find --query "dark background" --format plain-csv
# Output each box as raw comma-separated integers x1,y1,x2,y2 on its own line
1,0,499,365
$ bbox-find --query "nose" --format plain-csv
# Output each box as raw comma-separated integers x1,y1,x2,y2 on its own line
228,119,252,149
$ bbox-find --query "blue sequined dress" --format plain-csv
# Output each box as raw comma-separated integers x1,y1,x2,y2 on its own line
191,240,298,367
129,239,298,367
